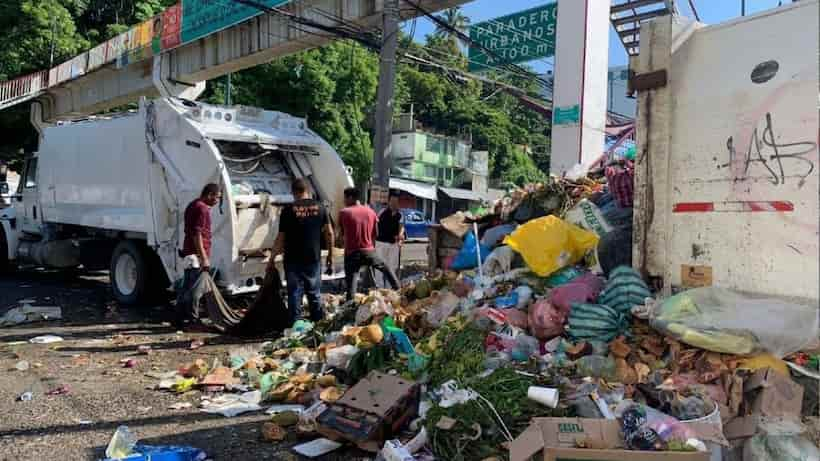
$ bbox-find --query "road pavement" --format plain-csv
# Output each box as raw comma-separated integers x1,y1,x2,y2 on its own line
0,243,427,460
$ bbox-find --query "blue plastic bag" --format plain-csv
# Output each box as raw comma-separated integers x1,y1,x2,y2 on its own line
101,444,207,461
450,231,491,271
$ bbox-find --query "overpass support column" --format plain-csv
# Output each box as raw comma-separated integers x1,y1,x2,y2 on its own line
550,0,611,176
152,55,205,101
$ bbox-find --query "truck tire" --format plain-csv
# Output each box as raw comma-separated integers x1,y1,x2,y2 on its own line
110,240,151,305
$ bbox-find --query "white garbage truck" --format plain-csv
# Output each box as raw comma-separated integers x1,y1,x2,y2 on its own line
0,97,353,305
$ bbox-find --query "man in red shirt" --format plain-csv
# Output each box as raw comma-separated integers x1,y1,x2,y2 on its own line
338,187,399,300
176,183,221,326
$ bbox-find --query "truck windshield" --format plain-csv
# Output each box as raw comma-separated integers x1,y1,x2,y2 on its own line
215,140,293,197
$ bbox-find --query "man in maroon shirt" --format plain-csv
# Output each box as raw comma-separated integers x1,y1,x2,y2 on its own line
338,187,399,300
176,183,221,326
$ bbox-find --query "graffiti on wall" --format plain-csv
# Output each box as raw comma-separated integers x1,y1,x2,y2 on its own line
717,112,817,186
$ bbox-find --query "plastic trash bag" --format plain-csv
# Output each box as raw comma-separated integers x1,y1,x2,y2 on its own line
744,419,820,461
650,287,820,357
480,223,517,247
504,216,600,277
451,231,492,271
550,273,604,313
482,245,515,277
529,299,569,340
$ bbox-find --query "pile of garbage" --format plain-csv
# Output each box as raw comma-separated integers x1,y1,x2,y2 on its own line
129,173,819,461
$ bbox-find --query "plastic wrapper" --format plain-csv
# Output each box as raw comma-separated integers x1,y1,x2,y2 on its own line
503,215,600,277
651,287,819,357
744,419,820,461
544,266,586,287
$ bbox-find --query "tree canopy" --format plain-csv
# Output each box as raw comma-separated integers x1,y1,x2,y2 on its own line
0,0,550,185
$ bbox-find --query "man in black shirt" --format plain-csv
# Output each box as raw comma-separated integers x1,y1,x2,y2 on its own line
268,178,334,323
375,191,405,288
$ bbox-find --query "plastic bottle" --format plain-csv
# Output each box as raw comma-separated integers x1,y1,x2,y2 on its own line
105,426,137,459
575,355,616,380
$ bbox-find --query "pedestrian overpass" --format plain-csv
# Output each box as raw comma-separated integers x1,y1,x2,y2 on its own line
0,0,469,121
0,0,674,122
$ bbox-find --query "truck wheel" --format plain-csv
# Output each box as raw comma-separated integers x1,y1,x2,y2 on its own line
110,240,150,305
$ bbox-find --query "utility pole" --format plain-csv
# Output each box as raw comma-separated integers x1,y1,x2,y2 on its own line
371,0,400,205
49,17,57,68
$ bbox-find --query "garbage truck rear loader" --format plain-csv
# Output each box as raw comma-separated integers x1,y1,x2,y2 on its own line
631,1,819,303
0,97,354,304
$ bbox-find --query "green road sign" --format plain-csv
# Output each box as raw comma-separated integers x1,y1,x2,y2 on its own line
468,2,557,72
553,104,580,126
182,0,291,44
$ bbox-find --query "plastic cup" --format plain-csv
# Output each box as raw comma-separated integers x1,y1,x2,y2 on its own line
528,386,559,408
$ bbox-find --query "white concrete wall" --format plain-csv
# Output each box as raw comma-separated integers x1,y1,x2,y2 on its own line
641,1,819,301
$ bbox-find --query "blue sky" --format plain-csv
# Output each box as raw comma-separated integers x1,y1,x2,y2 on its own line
406,0,794,73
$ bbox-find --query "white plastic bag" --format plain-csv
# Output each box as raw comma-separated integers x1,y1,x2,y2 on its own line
481,245,515,277
651,287,820,357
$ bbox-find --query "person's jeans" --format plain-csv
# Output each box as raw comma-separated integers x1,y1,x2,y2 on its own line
284,261,323,324
344,250,399,301
175,268,201,325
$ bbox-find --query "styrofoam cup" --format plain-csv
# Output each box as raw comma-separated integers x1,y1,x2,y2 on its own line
527,386,559,408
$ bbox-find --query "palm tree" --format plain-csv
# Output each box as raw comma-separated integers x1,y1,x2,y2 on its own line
434,7,470,49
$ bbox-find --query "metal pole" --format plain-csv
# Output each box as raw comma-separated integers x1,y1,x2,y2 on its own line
226,73,232,106
741,0,746,16
372,0,400,196
49,18,57,68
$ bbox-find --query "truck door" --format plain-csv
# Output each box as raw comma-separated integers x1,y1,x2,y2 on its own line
18,157,42,234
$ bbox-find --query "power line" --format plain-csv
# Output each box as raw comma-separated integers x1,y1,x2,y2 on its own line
401,0,549,87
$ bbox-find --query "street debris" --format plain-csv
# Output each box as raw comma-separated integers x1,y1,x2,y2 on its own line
18,391,33,402
0,304,61,326
28,334,64,344
45,384,71,396
101,425,207,461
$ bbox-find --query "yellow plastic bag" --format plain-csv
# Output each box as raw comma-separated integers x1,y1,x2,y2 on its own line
503,215,600,277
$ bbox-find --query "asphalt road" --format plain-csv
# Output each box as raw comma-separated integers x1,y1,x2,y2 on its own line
0,243,427,461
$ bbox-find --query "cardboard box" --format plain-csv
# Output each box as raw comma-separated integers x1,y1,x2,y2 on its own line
316,372,420,452
510,418,724,461
742,368,804,417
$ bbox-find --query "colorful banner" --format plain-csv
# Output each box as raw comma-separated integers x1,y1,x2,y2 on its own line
161,3,183,51
181,0,291,44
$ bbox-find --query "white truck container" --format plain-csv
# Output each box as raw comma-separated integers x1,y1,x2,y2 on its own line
631,1,819,303
0,97,353,304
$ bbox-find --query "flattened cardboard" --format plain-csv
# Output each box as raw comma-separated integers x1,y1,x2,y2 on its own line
743,368,804,417
545,448,709,461
335,372,415,417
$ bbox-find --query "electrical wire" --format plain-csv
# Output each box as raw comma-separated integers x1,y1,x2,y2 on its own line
401,0,550,87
